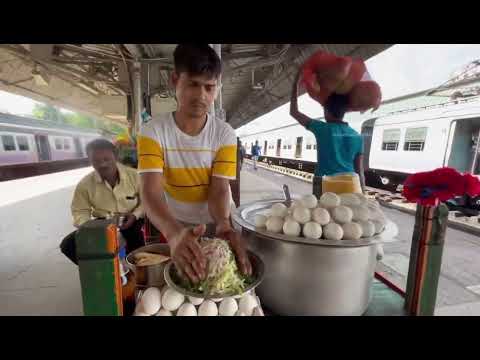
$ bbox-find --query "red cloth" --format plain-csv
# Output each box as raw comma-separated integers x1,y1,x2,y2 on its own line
301,50,381,113
402,167,480,206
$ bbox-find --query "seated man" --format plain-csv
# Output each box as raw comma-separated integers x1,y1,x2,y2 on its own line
60,139,145,265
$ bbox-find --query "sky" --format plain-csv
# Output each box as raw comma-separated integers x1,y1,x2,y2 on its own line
1,44,480,130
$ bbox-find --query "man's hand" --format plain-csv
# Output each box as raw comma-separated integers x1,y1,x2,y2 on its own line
119,214,136,230
216,222,252,276
170,224,207,284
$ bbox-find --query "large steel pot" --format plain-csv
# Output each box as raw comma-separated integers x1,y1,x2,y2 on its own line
126,244,170,288
233,199,396,316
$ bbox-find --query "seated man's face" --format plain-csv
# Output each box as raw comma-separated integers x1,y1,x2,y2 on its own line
89,149,117,179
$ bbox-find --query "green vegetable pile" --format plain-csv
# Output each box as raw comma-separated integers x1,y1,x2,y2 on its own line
172,237,254,296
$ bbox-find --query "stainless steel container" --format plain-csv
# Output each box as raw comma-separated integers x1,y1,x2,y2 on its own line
125,244,170,288
233,199,393,316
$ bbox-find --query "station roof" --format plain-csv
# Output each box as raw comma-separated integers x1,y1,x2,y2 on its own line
0,44,392,129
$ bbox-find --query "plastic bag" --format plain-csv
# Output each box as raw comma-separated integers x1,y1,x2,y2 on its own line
301,50,381,113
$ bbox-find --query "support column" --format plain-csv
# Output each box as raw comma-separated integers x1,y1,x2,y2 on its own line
132,61,143,138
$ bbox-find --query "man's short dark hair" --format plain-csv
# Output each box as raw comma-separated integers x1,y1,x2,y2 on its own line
324,93,350,120
86,139,117,156
173,44,222,79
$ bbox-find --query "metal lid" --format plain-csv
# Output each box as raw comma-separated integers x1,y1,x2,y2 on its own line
232,199,396,248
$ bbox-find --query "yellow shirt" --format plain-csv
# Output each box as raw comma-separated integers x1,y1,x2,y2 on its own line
71,163,144,227
137,112,237,224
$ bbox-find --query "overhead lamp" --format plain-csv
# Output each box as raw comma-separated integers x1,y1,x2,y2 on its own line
32,65,50,86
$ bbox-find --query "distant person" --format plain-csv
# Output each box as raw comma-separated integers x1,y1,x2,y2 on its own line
60,139,145,265
239,140,246,170
251,141,261,170
290,69,365,197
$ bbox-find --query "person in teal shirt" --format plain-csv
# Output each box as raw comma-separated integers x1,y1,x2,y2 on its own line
289,69,366,197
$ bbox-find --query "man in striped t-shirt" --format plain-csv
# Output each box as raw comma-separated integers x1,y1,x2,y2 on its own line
138,44,251,283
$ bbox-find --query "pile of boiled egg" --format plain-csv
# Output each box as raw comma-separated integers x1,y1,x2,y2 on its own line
254,192,387,241
133,285,264,316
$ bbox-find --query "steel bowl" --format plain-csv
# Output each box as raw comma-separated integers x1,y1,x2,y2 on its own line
232,199,397,316
164,250,265,299
125,243,171,288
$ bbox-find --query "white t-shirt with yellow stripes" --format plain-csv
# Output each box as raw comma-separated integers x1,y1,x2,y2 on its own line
137,112,237,224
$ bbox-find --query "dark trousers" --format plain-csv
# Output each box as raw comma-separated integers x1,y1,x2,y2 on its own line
313,176,322,198
60,219,145,265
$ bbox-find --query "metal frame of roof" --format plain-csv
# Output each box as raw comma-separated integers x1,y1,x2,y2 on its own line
0,44,392,129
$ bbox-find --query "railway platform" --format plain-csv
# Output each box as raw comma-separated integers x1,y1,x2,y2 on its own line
1,165,480,315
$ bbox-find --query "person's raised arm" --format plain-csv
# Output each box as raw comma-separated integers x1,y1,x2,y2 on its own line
290,69,313,128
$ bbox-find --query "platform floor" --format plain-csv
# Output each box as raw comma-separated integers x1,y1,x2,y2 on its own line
0,167,92,316
1,165,479,315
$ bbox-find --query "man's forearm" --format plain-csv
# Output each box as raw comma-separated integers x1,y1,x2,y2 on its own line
208,187,232,228
141,188,183,241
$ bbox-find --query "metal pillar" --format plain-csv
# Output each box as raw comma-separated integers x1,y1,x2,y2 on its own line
210,44,224,121
132,61,143,137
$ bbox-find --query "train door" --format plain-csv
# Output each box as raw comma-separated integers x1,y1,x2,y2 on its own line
264,140,267,155
73,137,84,158
295,136,303,158
447,118,480,174
35,135,51,161
361,118,376,170
276,139,282,157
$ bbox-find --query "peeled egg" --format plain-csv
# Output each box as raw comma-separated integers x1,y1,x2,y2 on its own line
198,300,218,316
351,205,370,222
358,220,375,238
212,298,223,303
312,207,330,225
319,192,341,209
293,206,311,224
271,203,288,217
289,199,301,210
177,303,197,316
323,223,344,241
219,297,238,316
238,294,258,316
354,193,368,205
301,194,318,209
266,216,284,233
235,311,247,316
303,222,323,239
188,296,204,306
283,220,301,237
138,287,162,315
162,288,185,312
342,222,363,240
254,214,268,228
155,309,173,316
332,206,353,224
339,193,362,207
284,215,295,223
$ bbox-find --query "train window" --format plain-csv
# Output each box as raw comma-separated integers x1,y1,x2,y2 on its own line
1,135,16,151
16,136,29,151
288,145,292,150
54,138,63,150
404,127,427,152
306,145,312,150
381,129,401,151
63,138,71,150
313,144,317,150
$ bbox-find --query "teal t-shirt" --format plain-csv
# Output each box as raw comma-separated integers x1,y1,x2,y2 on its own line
306,120,363,177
